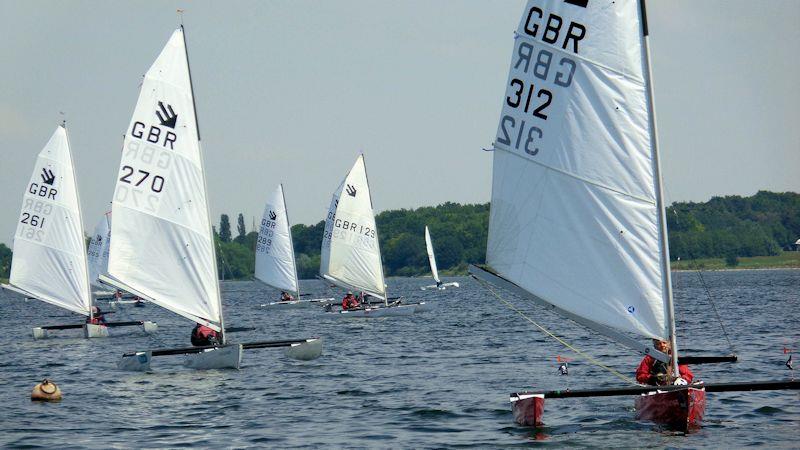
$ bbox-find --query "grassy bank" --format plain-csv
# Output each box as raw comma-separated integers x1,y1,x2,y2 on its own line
672,251,800,271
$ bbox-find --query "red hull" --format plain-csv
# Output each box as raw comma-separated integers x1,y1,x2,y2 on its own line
512,394,545,427
635,387,706,431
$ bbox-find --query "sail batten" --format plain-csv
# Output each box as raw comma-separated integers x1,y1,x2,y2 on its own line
108,28,223,329
487,0,668,341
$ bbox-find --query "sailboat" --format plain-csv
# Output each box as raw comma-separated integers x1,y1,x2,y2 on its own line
86,213,140,307
257,184,334,308
469,0,797,431
2,125,155,339
321,155,426,317
420,226,459,291
109,26,321,371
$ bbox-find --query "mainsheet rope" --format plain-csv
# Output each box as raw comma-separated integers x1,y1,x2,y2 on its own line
474,276,638,386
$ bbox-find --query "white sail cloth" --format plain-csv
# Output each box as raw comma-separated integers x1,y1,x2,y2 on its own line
487,0,668,339
9,126,92,316
425,226,440,283
255,184,299,294
108,28,223,330
320,180,344,277
87,214,111,290
320,155,385,299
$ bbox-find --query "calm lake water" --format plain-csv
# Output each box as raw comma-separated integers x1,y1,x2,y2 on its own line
1,269,798,448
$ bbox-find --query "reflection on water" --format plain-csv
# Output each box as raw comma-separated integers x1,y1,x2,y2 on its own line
0,270,798,447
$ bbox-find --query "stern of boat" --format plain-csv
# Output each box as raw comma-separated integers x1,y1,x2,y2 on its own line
511,393,545,427
634,386,706,431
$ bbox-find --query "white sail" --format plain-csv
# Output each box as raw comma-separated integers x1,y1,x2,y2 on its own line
320,155,385,298
255,184,299,294
87,213,111,290
319,180,344,277
486,0,668,340
8,125,92,316
425,226,440,283
108,28,223,331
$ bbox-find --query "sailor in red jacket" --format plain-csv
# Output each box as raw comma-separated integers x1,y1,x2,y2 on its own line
191,322,220,346
636,339,694,385
341,291,360,310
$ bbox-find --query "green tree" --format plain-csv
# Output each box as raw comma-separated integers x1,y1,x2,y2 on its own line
235,213,247,244
0,243,12,278
219,214,232,243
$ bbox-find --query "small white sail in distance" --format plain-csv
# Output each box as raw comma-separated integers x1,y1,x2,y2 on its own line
255,184,299,295
425,226,440,284
485,0,670,342
87,213,111,290
7,125,92,316
320,155,386,299
107,27,224,331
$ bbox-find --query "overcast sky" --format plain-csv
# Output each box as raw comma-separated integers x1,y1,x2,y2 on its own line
1,0,798,245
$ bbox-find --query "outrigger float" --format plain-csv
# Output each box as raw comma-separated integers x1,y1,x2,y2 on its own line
2,125,156,339
108,25,321,370
472,0,799,431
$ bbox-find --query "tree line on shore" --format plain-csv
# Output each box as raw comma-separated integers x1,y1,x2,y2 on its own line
0,191,797,280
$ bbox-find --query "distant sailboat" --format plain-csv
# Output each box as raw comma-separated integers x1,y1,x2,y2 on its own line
321,155,426,317
420,226,459,291
470,0,797,431
87,213,144,306
257,184,334,307
110,27,321,371
2,125,154,338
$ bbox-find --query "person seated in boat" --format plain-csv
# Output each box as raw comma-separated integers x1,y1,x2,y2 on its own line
86,306,108,325
280,291,294,302
191,323,220,346
133,296,145,307
114,289,123,300
341,291,360,310
636,339,694,386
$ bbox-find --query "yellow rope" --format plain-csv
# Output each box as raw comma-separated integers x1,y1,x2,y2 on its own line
476,277,638,386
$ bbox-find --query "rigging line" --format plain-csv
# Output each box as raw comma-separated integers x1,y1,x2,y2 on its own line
670,208,736,354
695,270,736,353
474,276,638,386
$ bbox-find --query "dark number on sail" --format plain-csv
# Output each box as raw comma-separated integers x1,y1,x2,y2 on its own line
498,115,542,156
120,165,165,193
20,213,45,228
506,79,552,120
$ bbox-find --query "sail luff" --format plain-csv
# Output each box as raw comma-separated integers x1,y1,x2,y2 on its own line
63,124,93,314
639,0,679,376
181,25,226,340
360,154,388,305
281,184,301,298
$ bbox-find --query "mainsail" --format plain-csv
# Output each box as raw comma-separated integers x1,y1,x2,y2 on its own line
319,180,344,277
425,226,440,284
320,155,386,299
255,184,300,294
8,125,92,316
87,214,111,290
107,27,224,331
486,0,670,341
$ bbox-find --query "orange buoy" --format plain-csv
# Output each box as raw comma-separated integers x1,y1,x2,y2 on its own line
31,379,62,402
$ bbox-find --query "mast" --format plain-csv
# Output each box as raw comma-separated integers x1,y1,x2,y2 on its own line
281,183,301,298
181,24,226,343
639,0,679,378
63,121,94,319
360,153,388,306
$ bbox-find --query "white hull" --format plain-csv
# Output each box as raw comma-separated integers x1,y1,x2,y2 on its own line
184,344,243,370
261,298,335,308
284,338,324,361
334,303,418,318
118,351,152,372
84,323,109,338
421,282,460,291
